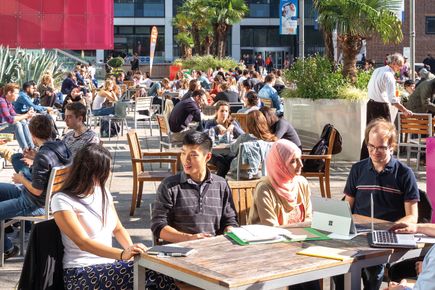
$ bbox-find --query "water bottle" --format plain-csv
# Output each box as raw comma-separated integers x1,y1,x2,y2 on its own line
208,129,215,145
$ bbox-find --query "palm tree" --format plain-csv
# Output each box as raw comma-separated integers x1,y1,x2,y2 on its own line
314,0,403,82
208,0,248,58
173,14,194,58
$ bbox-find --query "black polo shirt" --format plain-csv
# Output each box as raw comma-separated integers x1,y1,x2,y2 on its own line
344,157,419,222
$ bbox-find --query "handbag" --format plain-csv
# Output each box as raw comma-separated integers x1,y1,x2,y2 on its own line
114,102,128,118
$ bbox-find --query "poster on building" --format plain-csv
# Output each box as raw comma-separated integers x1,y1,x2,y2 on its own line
149,26,158,75
280,0,298,35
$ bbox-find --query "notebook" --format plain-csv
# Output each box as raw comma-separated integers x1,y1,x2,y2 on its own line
146,245,196,257
297,246,358,261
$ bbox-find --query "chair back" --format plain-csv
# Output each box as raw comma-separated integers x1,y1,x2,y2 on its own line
260,98,273,108
229,102,244,114
399,113,433,140
127,130,144,175
156,114,170,136
232,113,249,133
124,80,135,88
45,165,71,219
135,97,153,112
228,180,258,225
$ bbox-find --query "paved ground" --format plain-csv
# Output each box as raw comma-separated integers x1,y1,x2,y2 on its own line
0,117,427,289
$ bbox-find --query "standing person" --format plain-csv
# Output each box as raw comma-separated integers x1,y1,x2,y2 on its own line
130,52,139,71
52,144,176,289
360,53,412,160
265,55,274,73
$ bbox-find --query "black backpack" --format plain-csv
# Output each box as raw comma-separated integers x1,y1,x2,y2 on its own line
100,119,120,137
303,124,342,172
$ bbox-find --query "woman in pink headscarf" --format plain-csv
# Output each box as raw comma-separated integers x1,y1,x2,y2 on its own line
248,139,312,226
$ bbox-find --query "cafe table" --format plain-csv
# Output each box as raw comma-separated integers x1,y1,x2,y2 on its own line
135,215,430,290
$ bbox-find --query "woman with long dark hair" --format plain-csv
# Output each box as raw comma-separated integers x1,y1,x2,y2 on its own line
51,144,177,289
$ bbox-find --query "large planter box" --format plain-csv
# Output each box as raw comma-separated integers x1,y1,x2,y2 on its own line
283,98,367,161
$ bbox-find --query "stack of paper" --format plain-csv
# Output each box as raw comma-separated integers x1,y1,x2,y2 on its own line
297,246,358,261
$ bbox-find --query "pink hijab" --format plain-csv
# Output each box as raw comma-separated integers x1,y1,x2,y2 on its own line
266,139,302,205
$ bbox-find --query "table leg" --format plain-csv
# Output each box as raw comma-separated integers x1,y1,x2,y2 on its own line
344,266,361,290
134,256,146,290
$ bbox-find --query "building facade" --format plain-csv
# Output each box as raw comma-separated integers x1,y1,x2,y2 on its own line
99,0,324,68
365,0,435,65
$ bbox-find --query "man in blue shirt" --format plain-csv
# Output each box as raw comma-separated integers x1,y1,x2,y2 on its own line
341,119,419,290
14,82,51,114
258,74,283,115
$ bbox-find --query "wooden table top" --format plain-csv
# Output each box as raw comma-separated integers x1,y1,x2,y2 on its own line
139,215,406,288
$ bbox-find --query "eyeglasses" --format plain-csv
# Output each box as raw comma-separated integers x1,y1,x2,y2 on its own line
367,143,390,152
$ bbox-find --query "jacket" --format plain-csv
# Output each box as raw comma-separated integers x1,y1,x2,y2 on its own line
18,219,64,290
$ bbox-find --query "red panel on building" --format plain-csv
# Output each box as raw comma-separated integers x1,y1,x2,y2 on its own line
0,0,113,49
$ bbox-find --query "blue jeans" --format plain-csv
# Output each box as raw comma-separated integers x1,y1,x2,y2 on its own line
333,264,385,290
0,184,44,250
11,153,32,180
92,107,115,116
3,120,34,150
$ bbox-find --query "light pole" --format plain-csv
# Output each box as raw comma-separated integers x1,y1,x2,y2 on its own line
299,0,304,59
410,0,415,81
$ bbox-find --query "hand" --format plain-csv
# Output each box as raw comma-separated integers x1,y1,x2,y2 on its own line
216,125,226,135
403,109,413,117
0,139,7,145
12,172,25,184
21,157,34,167
224,226,234,233
121,243,148,260
188,233,213,240
23,148,37,159
46,107,53,113
383,279,408,290
389,222,418,234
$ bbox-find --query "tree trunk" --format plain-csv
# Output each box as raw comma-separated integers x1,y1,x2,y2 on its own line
340,34,362,83
204,35,213,55
212,25,219,56
192,26,201,55
322,28,334,62
217,23,228,58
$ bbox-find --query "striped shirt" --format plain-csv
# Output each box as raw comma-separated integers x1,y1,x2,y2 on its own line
344,158,419,222
151,171,239,239
0,96,16,124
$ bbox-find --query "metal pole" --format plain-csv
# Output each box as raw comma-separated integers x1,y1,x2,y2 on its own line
299,0,304,59
410,0,415,81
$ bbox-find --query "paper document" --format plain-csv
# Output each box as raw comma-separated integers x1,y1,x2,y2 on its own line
297,246,358,261
230,225,294,243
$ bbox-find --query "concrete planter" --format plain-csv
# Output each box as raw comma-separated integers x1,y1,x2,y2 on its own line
283,98,367,161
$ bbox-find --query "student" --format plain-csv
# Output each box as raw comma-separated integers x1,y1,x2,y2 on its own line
51,144,176,289
151,131,238,243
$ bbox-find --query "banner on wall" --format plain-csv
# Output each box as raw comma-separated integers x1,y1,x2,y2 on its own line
149,26,158,76
279,0,298,35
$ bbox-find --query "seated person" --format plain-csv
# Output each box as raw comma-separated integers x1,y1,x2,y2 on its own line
61,72,79,95
229,110,277,179
14,81,50,114
205,101,244,177
151,131,238,243
249,139,312,225
168,89,208,143
0,114,71,260
405,78,435,114
238,91,260,114
92,79,118,116
336,118,419,290
0,83,35,150
148,78,171,111
260,106,302,149
51,144,176,289
386,223,435,290
258,74,284,114
181,79,201,101
38,74,64,108
213,82,240,103
62,87,86,112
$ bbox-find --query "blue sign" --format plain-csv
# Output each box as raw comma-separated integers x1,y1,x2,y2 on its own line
280,0,298,35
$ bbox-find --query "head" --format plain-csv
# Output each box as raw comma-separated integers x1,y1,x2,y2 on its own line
267,139,303,181
245,91,259,108
22,81,35,96
188,79,200,91
192,89,208,108
247,110,278,142
65,102,87,130
220,82,229,92
242,79,253,91
404,80,415,94
259,106,279,128
419,68,430,80
386,53,405,73
214,101,230,124
364,119,397,166
70,87,82,98
29,114,56,144
162,78,170,89
41,74,53,86
181,132,212,180
103,79,114,91
3,83,20,102
264,74,276,85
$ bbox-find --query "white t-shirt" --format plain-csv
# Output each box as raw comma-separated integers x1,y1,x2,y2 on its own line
367,65,398,104
51,187,117,268
92,94,106,110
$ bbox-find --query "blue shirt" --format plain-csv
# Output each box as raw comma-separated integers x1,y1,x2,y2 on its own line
344,157,419,222
258,83,283,113
13,91,46,114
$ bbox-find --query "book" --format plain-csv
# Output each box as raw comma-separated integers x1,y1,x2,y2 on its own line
297,246,358,261
227,225,330,246
146,245,196,257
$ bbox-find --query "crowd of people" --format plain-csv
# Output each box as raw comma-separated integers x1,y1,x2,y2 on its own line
0,51,433,290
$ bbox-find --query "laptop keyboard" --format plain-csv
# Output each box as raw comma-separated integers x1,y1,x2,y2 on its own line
373,231,398,244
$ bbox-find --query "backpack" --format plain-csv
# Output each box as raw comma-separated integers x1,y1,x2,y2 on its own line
303,124,342,172
100,119,120,137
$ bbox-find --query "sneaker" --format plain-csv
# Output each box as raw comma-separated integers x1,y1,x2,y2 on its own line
4,245,19,260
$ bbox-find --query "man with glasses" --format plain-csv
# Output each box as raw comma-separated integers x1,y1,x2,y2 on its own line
342,119,419,290
361,53,413,159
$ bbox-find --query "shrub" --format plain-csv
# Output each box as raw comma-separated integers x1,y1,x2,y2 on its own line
283,55,371,100
173,55,239,71
107,57,124,68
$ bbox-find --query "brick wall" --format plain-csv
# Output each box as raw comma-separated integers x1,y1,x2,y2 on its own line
365,0,435,65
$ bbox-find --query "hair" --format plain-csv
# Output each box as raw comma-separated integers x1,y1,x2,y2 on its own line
3,83,19,95
183,131,212,153
220,82,229,91
192,89,206,99
259,106,279,127
364,118,397,150
245,91,259,107
103,79,114,90
247,110,277,142
404,79,415,88
214,101,232,128
189,79,198,91
243,69,249,76
41,74,53,86
60,144,112,225
386,53,404,66
65,102,87,121
29,114,55,140
67,72,74,78
180,79,189,90
22,81,33,91
242,79,253,90
264,74,276,83
162,78,170,86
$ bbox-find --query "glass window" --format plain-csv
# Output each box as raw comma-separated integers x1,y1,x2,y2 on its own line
426,17,435,34
135,26,150,34
240,27,253,46
246,0,270,18
241,26,293,47
137,0,164,17
173,0,184,17
119,26,134,34
114,0,135,17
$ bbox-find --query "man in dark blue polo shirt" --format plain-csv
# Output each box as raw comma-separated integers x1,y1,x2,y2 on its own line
168,89,207,143
151,131,238,243
343,118,419,290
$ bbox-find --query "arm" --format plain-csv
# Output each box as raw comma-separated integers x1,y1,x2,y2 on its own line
100,90,118,102
12,172,43,196
19,94,46,113
159,226,211,243
395,201,418,224
253,183,280,226
392,102,412,117
219,183,239,231
301,179,313,222
391,222,435,236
